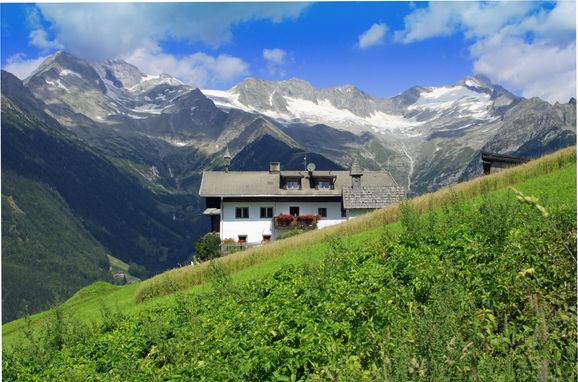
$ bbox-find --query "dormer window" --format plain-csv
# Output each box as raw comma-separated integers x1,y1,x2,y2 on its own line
314,176,334,190
285,178,301,189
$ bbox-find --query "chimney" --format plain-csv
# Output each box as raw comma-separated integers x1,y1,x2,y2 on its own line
223,146,231,173
269,162,280,173
350,157,363,189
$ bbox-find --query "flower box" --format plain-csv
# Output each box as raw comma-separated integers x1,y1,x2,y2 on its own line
274,214,294,228
294,214,319,229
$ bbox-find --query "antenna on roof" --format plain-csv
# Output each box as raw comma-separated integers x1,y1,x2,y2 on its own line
303,153,307,171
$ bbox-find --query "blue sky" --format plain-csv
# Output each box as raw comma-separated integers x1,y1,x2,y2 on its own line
1,2,576,102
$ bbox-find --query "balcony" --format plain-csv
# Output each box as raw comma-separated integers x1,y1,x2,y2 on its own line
274,214,320,230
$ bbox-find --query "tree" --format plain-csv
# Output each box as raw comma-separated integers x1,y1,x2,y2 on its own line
195,232,221,261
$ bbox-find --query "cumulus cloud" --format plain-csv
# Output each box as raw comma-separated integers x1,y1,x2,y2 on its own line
4,53,49,79
472,36,576,103
262,48,288,77
358,23,388,49
123,41,249,88
395,1,576,103
36,3,309,61
24,6,63,52
394,2,535,43
263,48,287,65
29,28,63,51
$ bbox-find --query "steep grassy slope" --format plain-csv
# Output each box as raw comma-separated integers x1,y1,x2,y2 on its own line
3,147,575,380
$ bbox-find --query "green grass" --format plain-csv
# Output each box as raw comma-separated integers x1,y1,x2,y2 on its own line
3,147,575,351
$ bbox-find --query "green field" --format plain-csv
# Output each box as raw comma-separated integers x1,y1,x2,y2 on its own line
3,147,576,380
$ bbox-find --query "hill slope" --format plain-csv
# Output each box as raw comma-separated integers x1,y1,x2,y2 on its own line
1,71,201,322
1,171,112,322
3,147,576,380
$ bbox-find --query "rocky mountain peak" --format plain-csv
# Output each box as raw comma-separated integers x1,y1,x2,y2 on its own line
95,59,145,89
24,50,106,95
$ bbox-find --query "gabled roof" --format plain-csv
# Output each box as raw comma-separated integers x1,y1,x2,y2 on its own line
199,170,399,198
343,186,406,209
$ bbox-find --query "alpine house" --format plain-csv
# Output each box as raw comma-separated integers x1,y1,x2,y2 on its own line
199,150,405,245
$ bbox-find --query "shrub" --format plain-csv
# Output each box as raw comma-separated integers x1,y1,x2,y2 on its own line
277,229,305,240
195,232,221,261
128,262,149,279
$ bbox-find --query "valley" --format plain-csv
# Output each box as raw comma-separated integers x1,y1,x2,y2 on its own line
1,50,575,322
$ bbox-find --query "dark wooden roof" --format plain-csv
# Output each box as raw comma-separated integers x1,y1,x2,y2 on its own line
481,152,529,164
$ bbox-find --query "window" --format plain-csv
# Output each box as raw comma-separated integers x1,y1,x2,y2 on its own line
260,207,273,218
286,180,300,189
238,235,247,243
318,207,327,218
289,206,300,216
318,180,331,189
262,234,272,242
235,207,249,219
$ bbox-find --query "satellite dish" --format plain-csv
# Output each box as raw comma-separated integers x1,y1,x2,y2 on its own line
307,163,316,172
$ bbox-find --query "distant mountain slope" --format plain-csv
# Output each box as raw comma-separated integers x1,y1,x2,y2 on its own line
1,71,203,321
229,134,344,171
2,171,112,323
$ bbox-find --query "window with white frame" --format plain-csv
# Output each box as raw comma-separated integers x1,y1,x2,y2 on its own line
260,207,273,218
235,207,249,219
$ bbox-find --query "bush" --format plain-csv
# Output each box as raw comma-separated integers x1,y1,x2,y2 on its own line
195,232,221,261
128,262,149,279
277,229,305,240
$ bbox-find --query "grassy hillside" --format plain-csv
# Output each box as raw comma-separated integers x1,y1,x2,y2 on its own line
3,148,576,380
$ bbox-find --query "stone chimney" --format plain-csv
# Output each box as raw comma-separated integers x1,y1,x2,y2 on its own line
269,162,281,173
223,146,231,172
350,157,363,189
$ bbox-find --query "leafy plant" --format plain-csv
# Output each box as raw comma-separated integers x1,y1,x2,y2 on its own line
195,232,221,261
277,229,305,240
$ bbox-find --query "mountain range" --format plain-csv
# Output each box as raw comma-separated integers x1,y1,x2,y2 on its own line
1,50,575,321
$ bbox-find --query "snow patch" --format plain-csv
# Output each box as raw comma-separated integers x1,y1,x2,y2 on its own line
45,78,69,92
60,69,81,78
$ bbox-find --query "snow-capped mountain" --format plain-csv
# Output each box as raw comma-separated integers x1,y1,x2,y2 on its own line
16,51,577,194
202,75,516,138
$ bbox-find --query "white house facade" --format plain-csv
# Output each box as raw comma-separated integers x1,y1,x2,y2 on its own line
199,156,405,246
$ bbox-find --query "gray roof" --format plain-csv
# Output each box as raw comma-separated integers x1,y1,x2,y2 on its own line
199,170,400,198
343,186,406,209
350,158,363,176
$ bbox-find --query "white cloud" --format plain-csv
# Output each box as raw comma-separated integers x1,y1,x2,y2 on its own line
394,2,535,43
472,36,576,103
358,23,388,50
123,42,249,88
35,3,309,61
395,1,576,103
4,53,49,79
262,48,288,77
263,48,287,65
29,28,63,51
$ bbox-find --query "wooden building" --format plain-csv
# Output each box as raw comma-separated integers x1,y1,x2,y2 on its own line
481,152,528,175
